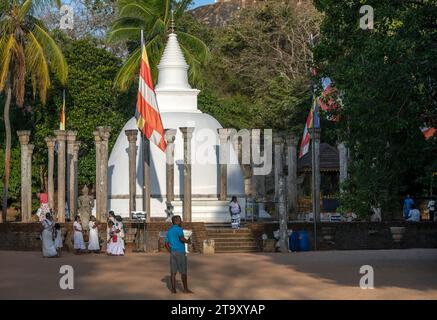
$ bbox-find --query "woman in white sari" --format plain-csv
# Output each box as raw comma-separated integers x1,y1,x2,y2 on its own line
73,216,86,254
229,196,241,230
41,213,58,258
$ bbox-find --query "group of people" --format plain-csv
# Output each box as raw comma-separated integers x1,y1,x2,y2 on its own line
403,194,436,222
40,209,126,258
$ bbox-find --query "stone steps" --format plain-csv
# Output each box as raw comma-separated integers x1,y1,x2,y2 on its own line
206,224,260,253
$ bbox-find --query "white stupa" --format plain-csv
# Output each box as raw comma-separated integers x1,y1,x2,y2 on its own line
107,32,245,221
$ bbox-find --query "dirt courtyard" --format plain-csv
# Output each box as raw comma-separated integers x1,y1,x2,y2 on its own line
1,249,437,299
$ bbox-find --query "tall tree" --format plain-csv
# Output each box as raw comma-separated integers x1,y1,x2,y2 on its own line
314,0,436,218
108,0,210,90
0,0,68,222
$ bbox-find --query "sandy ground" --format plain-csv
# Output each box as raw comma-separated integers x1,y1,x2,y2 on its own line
1,249,437,300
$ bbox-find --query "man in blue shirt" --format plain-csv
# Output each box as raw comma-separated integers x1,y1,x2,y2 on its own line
165,215,193,294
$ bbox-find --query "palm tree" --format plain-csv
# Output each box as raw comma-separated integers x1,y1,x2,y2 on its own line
108,0,210,91
0,0,68,222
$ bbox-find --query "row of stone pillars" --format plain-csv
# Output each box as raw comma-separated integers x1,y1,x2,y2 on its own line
124,127,193,222
17,130,81,222
122,127,347,222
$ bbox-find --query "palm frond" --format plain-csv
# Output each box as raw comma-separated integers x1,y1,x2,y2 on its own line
25,31,51,103
108,19,146,43
32,24,68,85
119,2,154,20
0,35,16,92
18,0,33,22
177,31,210,65
114,46,141,91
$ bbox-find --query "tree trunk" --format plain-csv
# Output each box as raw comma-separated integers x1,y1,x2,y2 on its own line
1,82,12,223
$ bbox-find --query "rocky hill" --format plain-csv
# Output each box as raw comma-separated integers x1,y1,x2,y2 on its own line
191,0,266,27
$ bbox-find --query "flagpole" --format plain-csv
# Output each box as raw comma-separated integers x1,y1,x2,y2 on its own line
309,34,320,251
140,30,151,225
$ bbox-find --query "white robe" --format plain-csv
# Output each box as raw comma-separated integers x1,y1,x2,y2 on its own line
54,229,63,249
88,221,100,251
107,225,124,256
118,221,125,251
73,221,86,250
41,219,57,257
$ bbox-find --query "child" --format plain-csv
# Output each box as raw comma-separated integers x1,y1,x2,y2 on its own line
88,216,100,253
115,215,125,253
73,216,86,254
54,223,63,256
164,215,193,294
106,220,124,256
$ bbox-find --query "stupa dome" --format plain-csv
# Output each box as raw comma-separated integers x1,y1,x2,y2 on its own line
108,32,245,221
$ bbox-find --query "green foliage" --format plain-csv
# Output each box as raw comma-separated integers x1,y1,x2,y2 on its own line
184,1,322,132
314,0,437,218
0,147,21,207
34,35,134,186
108,0,210,90
1,35,134,204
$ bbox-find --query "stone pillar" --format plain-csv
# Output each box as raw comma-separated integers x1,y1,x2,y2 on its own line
278,173,288,253
337,142,348,186
93,131,102,221
66,130,77,220
17,131,30,222
251,129,265,219
310,128,321,222
44,137,56,211
98,126,111,221
286,135,298,219
218,129,231,201
165,129,177,203
54,130,67,222
273,134,284,199
180,127,194,222
71,141,80,218
26,144,34,221
125,129,138,215
273,134,284,219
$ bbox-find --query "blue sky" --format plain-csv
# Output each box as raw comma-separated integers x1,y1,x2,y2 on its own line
192,0,215,8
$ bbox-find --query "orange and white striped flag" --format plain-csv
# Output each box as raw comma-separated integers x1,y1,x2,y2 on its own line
135,45,166,151
59,89,66,130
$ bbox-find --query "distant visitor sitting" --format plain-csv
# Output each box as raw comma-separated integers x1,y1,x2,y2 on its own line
407,204,421,222
427,197,435,222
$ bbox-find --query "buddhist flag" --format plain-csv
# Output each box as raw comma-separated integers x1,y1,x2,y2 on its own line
59,90,65,130
421,126,437,140
299,97,320,158
135,44,166,152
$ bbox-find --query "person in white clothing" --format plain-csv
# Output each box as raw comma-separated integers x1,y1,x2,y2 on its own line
115,215,125,253
54,223,63,256
88,216,100,253
73,216,86,254
407,204,421,222
106,220,124,256
41,213,58,258
427,197,435,222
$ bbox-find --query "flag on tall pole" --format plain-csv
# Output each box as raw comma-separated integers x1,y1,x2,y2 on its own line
421,126,437,140
135,34,167,152
60,89,66,130
299,94,320,158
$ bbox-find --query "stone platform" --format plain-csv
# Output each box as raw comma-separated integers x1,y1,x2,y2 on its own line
0,221,436,253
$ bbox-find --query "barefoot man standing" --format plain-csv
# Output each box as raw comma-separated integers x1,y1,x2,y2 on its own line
165,215,193,294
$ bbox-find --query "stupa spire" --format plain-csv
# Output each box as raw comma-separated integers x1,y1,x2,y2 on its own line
155,20,190,90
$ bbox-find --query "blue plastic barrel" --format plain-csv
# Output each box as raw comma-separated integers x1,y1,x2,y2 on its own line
298,231,310,251
289,231,300,252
